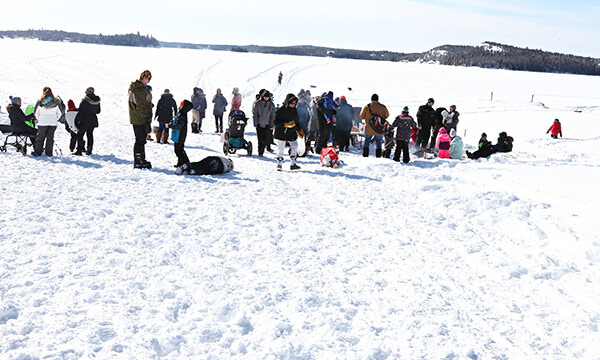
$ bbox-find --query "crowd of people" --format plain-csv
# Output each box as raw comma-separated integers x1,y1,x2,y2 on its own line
4,69,521,171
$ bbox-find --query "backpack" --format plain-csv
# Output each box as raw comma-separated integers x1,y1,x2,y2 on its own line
367,104,390,133
320,146,340,168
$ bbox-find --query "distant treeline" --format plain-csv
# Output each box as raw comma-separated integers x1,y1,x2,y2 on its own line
0,29,160,48
2,30,598,76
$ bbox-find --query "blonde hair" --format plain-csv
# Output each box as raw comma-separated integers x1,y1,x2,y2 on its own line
39,87,54,102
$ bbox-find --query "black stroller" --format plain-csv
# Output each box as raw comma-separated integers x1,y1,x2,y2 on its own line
223,110,252,156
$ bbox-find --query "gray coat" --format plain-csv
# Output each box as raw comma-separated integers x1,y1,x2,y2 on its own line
252,99,275,128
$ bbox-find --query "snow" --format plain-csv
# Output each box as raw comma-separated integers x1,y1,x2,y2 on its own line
478,42,504,53
1,38,600,359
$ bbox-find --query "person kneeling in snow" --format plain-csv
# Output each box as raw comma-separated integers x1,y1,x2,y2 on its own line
175,156,234,175
448,128,463,160
546,119,562,139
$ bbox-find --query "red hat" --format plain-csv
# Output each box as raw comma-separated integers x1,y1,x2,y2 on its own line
67,99,76,111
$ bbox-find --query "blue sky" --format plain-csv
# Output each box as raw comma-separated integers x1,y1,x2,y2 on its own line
3,0,600,58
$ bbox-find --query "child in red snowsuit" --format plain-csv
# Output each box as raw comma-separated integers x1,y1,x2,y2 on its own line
547,119,562,139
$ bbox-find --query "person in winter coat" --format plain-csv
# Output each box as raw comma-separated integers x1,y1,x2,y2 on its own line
359,94,390,157
296,95,311,154
314,93,337,155
154,89,177,144
478,133,490,149
274,94,304,171
73,87,101,155
145,85,155,141
190,87,207,133
444,105,459,133
334,96,354,152
467,131,513,159
448,128,464,160
392,106,417,163
33,87,65,157
435,127,451,159
231,87,242,111
430,107,446,151
547,119,562,139
416,98,436,151
64,99,83,152
128,70,153,168
6,96,36,143
278,71,283,85
176,156,234,176
212,88,228,133
172,100,194,168
252,89,276,156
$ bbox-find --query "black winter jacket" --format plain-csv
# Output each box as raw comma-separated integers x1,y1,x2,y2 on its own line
316,99,336,130
335,99,354,133
274,106,301,141
155,93,177,123
417,104,436,130
75,94,101,128
6,104,36,134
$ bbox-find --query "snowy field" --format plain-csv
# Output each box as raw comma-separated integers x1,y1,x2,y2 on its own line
1,38,600,359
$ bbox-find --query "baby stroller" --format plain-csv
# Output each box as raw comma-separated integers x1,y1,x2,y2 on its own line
223,110,252,156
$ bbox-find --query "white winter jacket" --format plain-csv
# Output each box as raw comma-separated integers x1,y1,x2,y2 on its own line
34,97,64,127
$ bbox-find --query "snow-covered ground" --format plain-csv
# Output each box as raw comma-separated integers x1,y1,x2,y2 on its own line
1,38,600,359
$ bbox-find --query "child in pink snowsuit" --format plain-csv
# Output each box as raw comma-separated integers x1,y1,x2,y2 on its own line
435,127,451,158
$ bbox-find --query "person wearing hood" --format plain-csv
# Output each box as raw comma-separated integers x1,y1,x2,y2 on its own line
359,94,390,157
392,106,417,163
334,96,354,152
274,93,304,171
435,127,451,159
252,89,276,156
6,96,37,143
172,100,194,167
154,89,177,144
190,87,207,133
212,88,228,133
448,128,464,160
128,70,153,168
314,91,337,155
33,87,65,156
231,87,242,111
73,87,101,155
64,99,81,152
547,119,562,139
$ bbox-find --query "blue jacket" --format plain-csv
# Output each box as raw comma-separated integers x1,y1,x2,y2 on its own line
449,136,464,159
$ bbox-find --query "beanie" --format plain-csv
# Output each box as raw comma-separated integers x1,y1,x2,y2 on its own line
371,94,379,101
164,89,170,94
85,87,95,95
428,98,435,103
481,132,487,137
402,106,409,114
140,70,152,81
11,96,21,104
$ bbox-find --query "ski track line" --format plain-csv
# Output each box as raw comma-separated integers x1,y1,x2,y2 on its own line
194,58,222,93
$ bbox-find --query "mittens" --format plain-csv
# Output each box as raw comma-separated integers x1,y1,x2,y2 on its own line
284,121,295,128
297,129,305,138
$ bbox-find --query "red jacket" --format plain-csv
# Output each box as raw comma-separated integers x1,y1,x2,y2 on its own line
231,93,242,111
548,121,562,136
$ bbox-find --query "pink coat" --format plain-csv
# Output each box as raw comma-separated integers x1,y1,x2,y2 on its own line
436,129,451,159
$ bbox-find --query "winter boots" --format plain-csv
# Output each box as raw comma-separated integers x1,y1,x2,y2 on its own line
175,162,190,175
162,132,169,144
156,131,162,143
191,123,199,134
134,153,152,169
375,149,382,158
382,148,392,159
74,147,83,156
290,164,301,170
362,147,369,157
277,157,283,171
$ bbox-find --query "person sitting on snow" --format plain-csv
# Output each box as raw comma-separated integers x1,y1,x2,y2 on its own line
546,119,562,139
448,128,463,159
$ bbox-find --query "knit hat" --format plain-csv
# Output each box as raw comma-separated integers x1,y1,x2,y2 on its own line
340,96,347,101
481,132,487,137
554,118,560,122
428,98,435,103
449,128,456,137
140,70,152,81
371,94,379,101
402,106,409,114
85,87,95,95
67,99,77,111
10,96,21,104
164,89,170,94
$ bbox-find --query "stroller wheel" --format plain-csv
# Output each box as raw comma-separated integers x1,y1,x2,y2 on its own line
247,141,253,156
223,142,229,155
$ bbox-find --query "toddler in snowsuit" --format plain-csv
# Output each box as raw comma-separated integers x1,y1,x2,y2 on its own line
435,127,451,158
547,119,562,139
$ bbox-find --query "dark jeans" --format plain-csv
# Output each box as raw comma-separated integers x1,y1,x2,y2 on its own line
77,127,94,152
174,124,189,166
69,131,79,151
315,126,333,154
157,122,169,133
133,124,147,161
35,125,57,156
416,127,430,149
215,114,223,132
256,126,271,155
393,139,410,163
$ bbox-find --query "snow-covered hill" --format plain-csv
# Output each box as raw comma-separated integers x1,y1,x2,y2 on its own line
1,38,599,359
